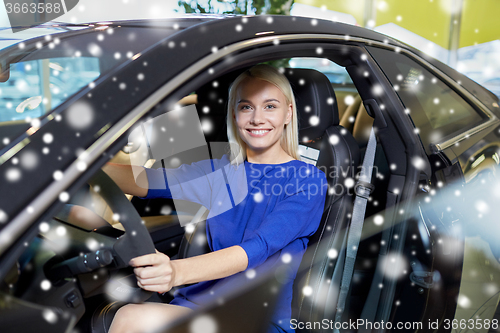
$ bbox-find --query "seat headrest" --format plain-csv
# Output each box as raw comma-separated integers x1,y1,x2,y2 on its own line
284,68,339,142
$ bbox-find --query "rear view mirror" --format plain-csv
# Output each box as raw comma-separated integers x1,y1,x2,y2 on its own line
0,63,10,82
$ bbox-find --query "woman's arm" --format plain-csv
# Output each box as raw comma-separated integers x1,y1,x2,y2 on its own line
129,246,248,293
101,163,149,197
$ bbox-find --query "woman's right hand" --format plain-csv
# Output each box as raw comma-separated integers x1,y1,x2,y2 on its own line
129,249,179,293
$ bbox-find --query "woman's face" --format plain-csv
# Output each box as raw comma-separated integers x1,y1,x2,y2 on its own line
233,77,292,155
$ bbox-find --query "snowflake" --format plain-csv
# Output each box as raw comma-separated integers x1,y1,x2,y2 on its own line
87,43,102,57
253,192,263,203
86,238,99,251
329,134,339,145
42,309,57,324
344,95,354,105
344,178,354,188
160,205,172,215
189,315,218,333
372,84,383,96
380,252,407,279
281,253,292,263
56,226,66,236
245,269,256,279
39,222,50,233
374,214,384,225
201,119,213,133
457,295,471,308
66,101,94,130
20,151,38,170
475,200,489,214
327,249,338,259
0,210,7,223
411,156,426,170
59,192,70,202
40,279,52,291
185,224,195,233
309,115,319,126
6,168,21,182
302,285,313,296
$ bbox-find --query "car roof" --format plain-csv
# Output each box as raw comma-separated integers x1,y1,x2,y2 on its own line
115,15,498,106
3,14,403,50
16,14,496,105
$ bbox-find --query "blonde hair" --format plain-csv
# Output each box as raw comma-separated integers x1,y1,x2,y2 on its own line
226,64,300,166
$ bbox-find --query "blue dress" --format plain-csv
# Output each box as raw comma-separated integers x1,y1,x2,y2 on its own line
143,154,327,332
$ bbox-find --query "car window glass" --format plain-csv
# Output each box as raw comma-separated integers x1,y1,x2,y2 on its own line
0,57,100,123
367,46,486,152
288,57,361,131
289,57,353,85
0,26,176,145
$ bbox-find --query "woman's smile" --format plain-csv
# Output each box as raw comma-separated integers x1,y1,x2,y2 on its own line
246,128,272,137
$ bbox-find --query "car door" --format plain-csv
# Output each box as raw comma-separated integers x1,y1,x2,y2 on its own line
368,45,500,332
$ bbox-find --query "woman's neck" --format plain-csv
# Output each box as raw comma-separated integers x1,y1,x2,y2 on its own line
246,147,294,164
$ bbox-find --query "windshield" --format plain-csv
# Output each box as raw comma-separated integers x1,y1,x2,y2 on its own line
0,25,176,144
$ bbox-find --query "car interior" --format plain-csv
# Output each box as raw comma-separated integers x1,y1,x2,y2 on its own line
1,45,427,333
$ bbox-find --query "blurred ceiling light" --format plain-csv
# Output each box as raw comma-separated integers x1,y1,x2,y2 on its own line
49,62,64,71
16,96,42,113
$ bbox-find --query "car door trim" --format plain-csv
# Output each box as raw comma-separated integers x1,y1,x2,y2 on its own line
1,32,497,255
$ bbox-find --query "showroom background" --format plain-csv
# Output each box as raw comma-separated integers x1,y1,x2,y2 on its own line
0,0,499,98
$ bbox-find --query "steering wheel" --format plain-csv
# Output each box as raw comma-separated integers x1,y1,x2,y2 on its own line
87,169,156,303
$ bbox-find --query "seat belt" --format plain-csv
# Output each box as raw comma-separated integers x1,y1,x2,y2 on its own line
334,128,377,332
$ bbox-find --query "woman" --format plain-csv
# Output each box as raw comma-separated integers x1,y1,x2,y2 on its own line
105,64,328,333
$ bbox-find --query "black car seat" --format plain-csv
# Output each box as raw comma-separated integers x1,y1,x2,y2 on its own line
283,68,361,331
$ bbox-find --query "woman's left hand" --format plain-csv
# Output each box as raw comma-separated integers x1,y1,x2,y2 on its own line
129,249,177,293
